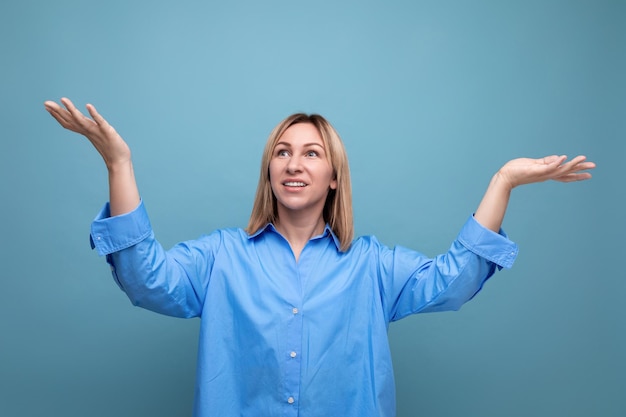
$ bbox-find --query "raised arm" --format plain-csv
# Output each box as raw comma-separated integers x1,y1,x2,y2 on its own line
474,155,596,232
44,98,140,216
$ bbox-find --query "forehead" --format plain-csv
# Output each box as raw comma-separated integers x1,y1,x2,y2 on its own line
276,122,324,147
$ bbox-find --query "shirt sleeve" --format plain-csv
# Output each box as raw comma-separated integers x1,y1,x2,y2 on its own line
90,201,152,256
381,214,518,322
456,214,517,270
89,200,217,318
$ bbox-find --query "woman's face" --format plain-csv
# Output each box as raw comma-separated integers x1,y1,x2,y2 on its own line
269,122,337,220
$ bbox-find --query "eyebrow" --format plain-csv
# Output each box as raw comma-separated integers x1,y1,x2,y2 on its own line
275,141,325,149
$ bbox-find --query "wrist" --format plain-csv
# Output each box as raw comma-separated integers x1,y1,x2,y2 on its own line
106,157,133,174
494,169,516,191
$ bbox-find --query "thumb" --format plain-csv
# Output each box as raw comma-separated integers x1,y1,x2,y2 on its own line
543,155,566,165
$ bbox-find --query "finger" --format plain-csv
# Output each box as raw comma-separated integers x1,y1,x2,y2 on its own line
86,103,109,127
44,100,68,118
578,161,596,171
44,100,61,111
44,101,74,127
541,155,558,165
568,162,596,176
556,155,594,177
60,97,76,111
568,161,595,172
64,99,103,134
559,155,590,173
572,157,595,170
543,155,568,170
555,172,593,183
61,97,85,119
565,155,587,166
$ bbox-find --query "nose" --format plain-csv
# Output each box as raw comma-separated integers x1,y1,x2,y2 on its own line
286,155,303,173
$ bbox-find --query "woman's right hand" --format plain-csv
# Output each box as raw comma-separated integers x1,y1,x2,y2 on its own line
44,97,131,170
45,97,140,216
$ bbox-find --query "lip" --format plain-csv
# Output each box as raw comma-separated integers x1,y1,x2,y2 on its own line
282,178,308,186
281,179,308,193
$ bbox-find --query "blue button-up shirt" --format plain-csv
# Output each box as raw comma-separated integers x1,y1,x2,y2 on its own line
90,201,517,417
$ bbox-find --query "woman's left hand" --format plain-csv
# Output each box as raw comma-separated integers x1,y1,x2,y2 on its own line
497,155,596,189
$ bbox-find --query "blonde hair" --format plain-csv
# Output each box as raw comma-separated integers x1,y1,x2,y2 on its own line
246,113,353,251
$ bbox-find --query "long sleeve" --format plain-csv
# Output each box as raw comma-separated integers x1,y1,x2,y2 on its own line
90,200,216,318
378,215,518,322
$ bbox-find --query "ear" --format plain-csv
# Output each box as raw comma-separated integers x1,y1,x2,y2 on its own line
330,177,338,190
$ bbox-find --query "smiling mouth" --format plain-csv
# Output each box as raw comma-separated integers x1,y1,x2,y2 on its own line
283,181,307,187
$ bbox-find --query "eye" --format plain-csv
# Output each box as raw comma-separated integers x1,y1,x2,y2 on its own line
275,149,290,157
306,150,319,157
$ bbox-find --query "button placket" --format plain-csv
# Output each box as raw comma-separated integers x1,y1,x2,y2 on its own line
284,302,302,415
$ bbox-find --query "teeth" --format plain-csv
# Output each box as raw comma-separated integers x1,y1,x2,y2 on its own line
284,182,306,187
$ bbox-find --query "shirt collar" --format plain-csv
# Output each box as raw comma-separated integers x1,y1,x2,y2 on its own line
248,223,342,251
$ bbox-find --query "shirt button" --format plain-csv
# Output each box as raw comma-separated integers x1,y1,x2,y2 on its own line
290,351,297,358
292,307,299,314
287,397,295,404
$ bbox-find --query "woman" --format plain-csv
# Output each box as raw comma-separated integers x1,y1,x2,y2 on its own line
44,98,594,417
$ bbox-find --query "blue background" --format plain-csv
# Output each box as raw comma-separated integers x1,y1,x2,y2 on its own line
1,0,624,416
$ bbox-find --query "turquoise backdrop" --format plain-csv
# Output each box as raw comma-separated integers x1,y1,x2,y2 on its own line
1,0,624,416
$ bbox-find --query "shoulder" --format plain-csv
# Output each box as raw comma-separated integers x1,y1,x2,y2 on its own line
346,234,388,255
198,227,250,243
347,234,429,265
178,227,250,253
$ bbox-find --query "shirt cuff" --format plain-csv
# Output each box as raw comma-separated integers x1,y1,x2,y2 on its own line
89,200,152,256
456,214,518,269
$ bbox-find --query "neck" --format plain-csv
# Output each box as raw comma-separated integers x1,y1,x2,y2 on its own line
274,210,326,261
